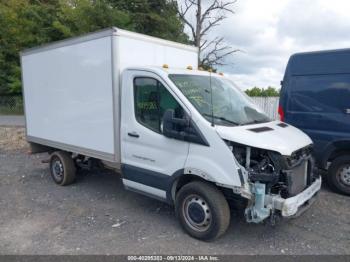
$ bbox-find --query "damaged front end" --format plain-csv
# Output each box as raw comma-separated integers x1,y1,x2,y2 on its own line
226,141,321,223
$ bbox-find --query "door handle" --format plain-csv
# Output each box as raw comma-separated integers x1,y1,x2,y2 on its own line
128,132,140,138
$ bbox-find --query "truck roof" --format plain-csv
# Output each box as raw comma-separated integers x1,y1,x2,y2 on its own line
21,27,198,56
125,66,226,78
284,48,350,78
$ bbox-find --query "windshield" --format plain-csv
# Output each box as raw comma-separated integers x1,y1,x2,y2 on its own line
168,74,270,126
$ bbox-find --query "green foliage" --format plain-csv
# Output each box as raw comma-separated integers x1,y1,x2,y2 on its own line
110,0,189,43
0,0,188,95
54,0,132,37
0,0,58,94
245,86,280,97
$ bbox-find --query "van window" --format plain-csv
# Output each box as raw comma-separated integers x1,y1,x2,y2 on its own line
289,74,350,113
134,77,183,133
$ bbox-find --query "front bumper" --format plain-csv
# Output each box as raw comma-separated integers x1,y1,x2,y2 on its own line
265,177,322,217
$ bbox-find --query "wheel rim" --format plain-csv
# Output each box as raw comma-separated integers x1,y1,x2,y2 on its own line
338,164,350,186
51,157,64,181
182,194,211,232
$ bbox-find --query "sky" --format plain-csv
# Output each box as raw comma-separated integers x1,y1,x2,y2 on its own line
180,0,350,90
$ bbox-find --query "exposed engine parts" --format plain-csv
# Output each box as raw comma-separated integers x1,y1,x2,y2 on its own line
226,140,318,197
225,140,320,224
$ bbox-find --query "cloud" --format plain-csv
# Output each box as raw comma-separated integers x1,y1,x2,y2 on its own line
278,0,350,46
180,0,350,90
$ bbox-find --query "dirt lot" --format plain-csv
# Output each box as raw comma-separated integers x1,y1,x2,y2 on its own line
0,127,349,255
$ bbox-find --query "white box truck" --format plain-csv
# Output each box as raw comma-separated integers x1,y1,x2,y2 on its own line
21,27,321,240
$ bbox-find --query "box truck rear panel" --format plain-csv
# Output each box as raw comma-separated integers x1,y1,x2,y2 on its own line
22,35,116,160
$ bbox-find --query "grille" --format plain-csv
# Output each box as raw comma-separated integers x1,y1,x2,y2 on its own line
288,160,308,196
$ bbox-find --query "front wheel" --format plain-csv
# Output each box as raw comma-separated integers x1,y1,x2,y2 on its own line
175,181,230,241
327,155,350,195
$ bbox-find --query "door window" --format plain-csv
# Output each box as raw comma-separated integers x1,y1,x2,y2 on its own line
134,77,183,133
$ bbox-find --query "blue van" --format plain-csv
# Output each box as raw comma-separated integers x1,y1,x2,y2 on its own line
279,49,350,195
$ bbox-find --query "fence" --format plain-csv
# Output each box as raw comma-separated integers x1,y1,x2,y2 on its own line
250,97,280,120
0,95,24,115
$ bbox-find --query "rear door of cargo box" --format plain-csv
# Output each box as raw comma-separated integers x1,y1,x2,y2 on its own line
21,35,116,161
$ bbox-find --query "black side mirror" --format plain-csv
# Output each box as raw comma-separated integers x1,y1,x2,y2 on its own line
162,109,189,139
162,109,209,146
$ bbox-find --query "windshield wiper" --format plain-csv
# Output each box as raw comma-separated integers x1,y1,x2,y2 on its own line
203,114,240,126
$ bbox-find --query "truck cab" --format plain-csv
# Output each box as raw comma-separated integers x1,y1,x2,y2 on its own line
119,66,321,240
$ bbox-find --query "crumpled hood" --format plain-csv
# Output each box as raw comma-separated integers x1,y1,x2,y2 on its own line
215,121,312,156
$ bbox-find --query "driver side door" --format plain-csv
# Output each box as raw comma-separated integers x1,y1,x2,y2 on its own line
120,70,190,200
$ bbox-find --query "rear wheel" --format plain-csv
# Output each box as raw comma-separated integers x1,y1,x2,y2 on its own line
327,155,350,195
175,181,230,241
50,151,76,186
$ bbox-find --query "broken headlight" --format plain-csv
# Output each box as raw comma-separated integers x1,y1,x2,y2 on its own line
225,141,290,197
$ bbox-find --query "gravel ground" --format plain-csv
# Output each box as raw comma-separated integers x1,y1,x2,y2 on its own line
0,127,349,255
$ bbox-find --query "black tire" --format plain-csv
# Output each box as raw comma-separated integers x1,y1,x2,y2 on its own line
175,181,230,241
327,155,350,195
50,151,76,186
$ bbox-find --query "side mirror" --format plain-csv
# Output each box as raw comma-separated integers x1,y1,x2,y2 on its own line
162,109,209,146
162,109,189,139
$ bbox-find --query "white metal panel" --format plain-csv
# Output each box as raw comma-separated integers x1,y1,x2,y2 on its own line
120,67,242,188
22,36,115,154
120,70,190,176
216,120,312,156
117,35,198,71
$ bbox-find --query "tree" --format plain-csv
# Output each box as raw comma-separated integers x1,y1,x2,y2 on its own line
110,0,189,43
263,86,280,97
53,0,132,37
0,0,63,94
0,0,189,95
245,87,280,97
178,0,239,68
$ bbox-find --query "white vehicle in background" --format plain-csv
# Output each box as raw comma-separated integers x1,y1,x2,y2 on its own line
21,28,321,240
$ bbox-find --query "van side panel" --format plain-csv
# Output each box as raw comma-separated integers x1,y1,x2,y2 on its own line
287,51,350,76
285,74,350,164
22,36,115,159
281,50,350,168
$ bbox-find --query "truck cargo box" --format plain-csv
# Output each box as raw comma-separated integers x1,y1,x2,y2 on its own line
21,27,198,164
